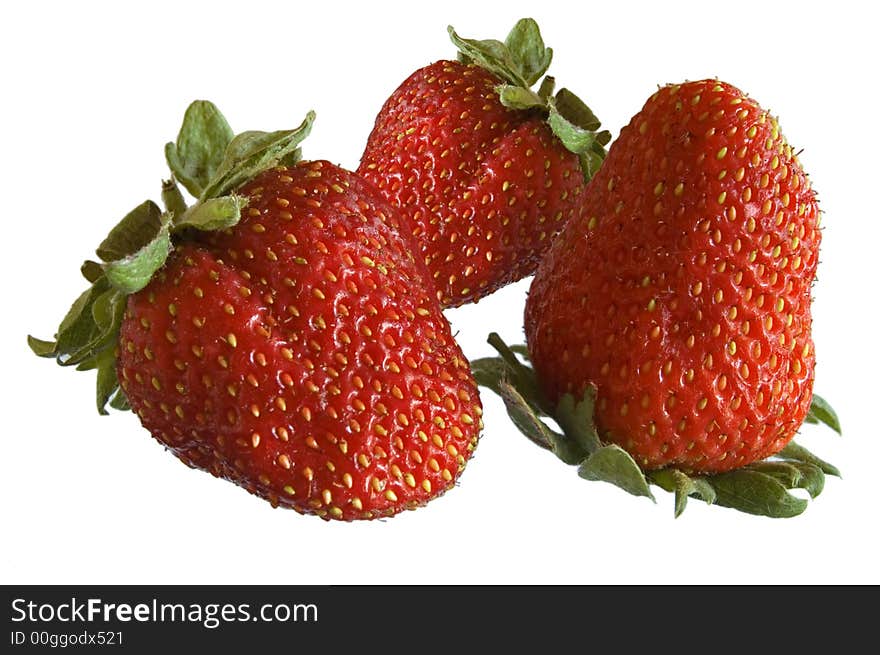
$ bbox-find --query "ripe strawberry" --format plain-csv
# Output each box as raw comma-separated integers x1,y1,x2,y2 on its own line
472,79,840,517
358,18,610,307
30,103,482,520
525,80,820,473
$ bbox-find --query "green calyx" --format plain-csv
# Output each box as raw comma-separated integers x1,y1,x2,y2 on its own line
472,333,842,518
449,18,611,180
28,101,315,414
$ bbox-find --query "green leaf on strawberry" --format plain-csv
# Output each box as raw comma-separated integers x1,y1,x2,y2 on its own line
578,445,655,501
776,440,840,477
32,96,486,521
546,104,609,178
555,387,601,454
474,333,842,518
199,112,315,200
756,461,826,498
503,18,553,86
553,88,601,131
791,463,825,498
51,278,112,365
26,335,56,357
705,470,809,518
485,332,545,410
108,388,130,412
165,99,235,198
94,348,119,416
96,200,165,262
470,356,507,395
496,378,569,458
805,394,841,435
648,469,716,518
102,219,171,294
80,260,104,283
449,22,538,88
174,194,248,232
447,18,608,181
28,101,316,414
496,85,545,111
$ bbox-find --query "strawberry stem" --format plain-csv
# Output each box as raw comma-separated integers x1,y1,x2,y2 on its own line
161,178,187,218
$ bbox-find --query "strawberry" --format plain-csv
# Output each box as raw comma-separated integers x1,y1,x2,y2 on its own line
358,18,610,307
474,80,841,517
30,102,482,520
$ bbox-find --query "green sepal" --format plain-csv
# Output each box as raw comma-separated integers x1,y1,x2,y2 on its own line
175,194,247,232
470,355,508,395
503,18,553,86
554,88,601,131
75,356,100,372
109,388,131,411
450,18,551,87
163,107,313,253
776,441,840,478
80,260,104,283
753,461,825,499
200,111,315,200
94,348,119,416
27,274,125,413
449,26,529,87
448,19,608,180
27,335,56,357
102,220,171,294
92,194,174,299
649,469,717,518
60,288,124,368
96,200,164,262
792,462,825,498
555,388,602,454
482,333,651,500
497,378,582,462
547,96,611,181
578,445,655,501
53,277,111,364
495,376,553,449
91,287,121,331
165,100,235,198
648,444,835,518
748,461,804,489
31,100,317,415
472,338,583,463
496,85,544,111
97,199,173,295
473,333,842,518
707,470,809,518
485,332,546,411
502,382,585,464
806,394,841,434
686,477,718,510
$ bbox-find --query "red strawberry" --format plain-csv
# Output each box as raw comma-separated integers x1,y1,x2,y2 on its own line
474,80,840,517
358,18,609,307
30,103,482,520
527,79,820,472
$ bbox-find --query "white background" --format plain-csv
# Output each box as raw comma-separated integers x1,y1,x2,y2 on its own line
2,0,876,584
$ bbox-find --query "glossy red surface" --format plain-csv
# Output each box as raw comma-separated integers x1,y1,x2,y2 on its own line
118,162,482,519
526,80,819,472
